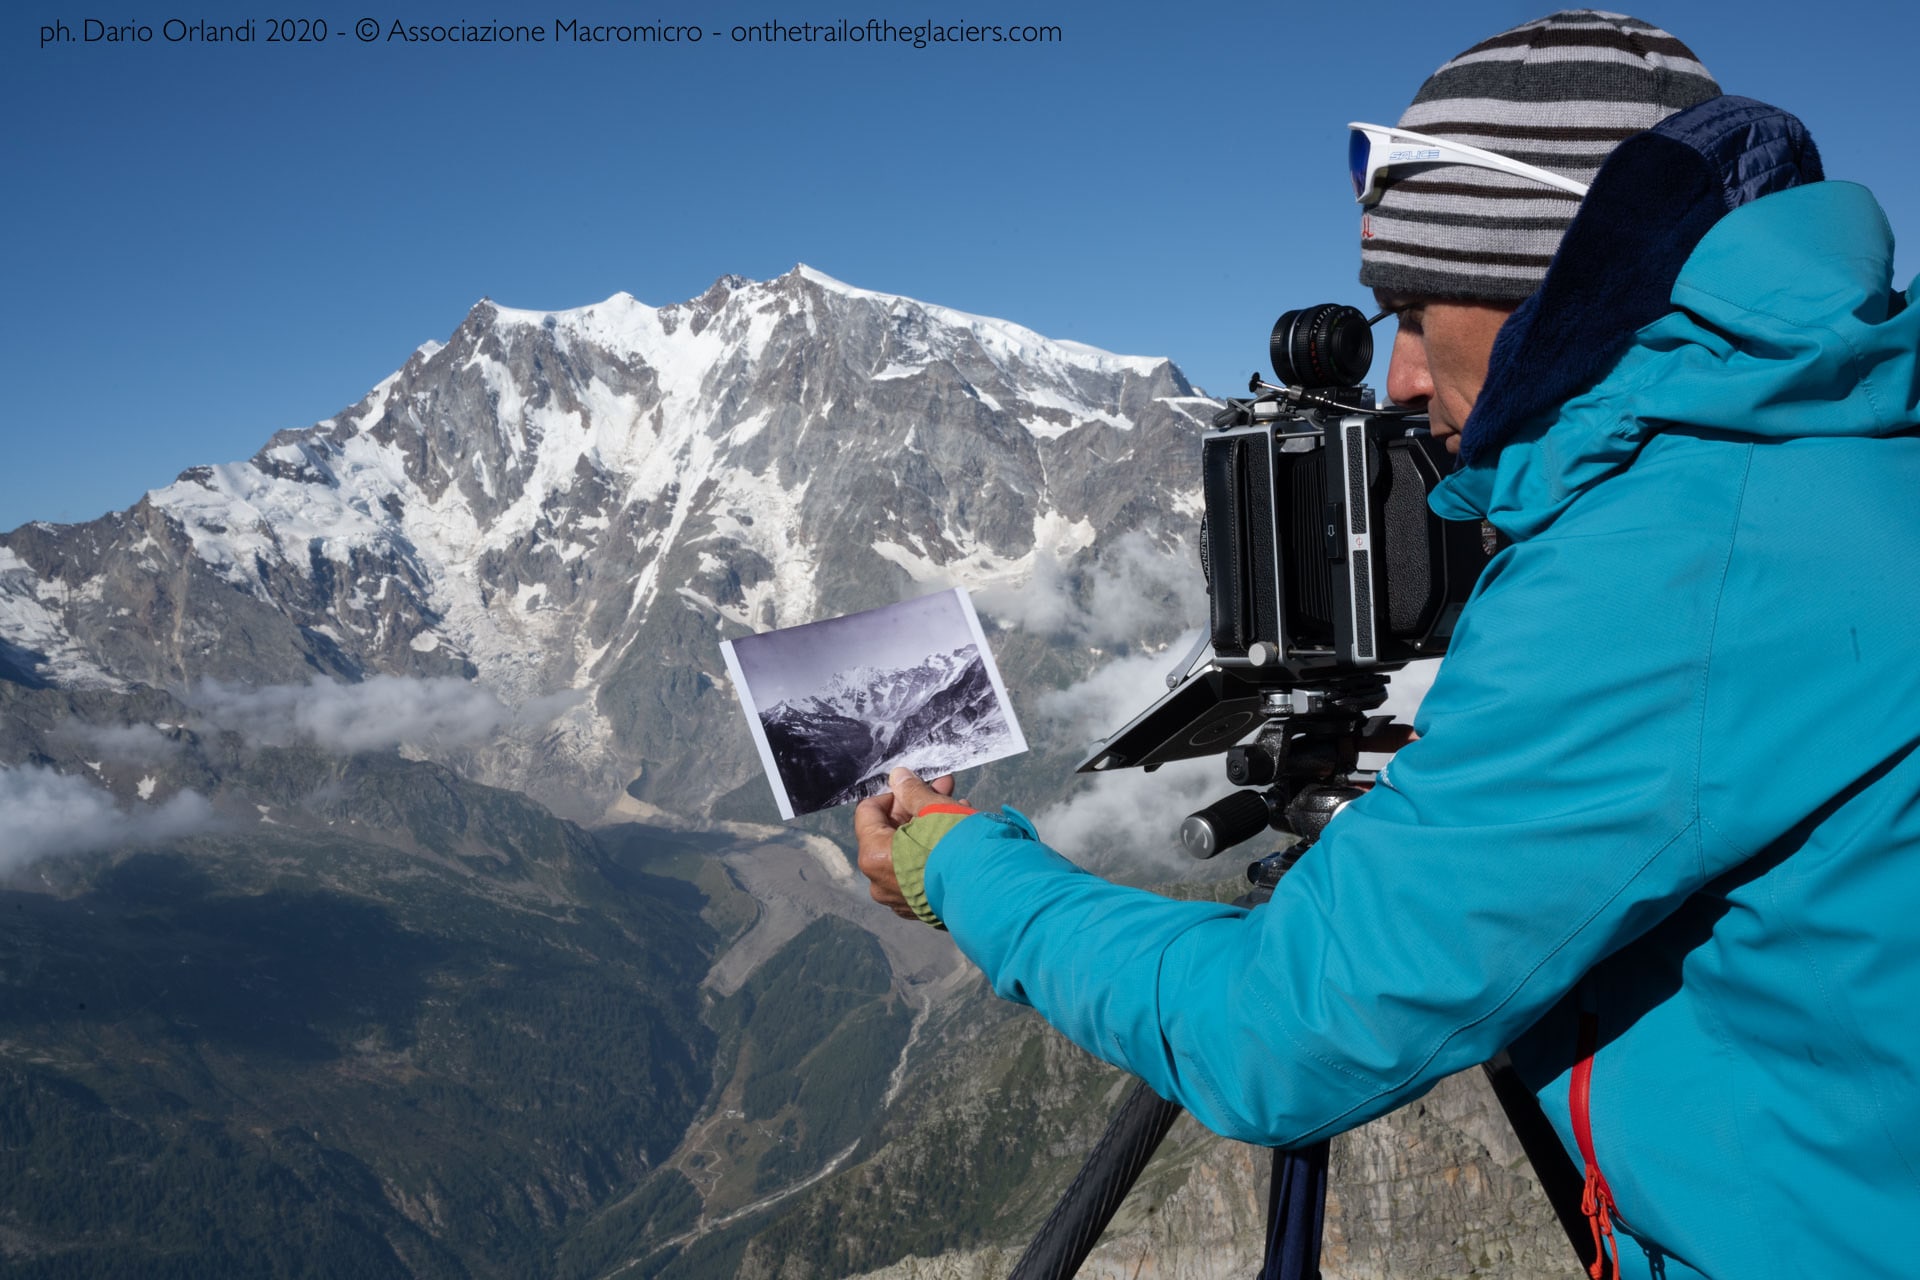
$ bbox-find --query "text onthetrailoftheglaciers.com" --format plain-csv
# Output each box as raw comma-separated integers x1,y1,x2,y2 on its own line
393,17,1066,45
42,16,1064,48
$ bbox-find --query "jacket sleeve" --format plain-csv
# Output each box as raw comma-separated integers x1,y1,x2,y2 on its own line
926,455,1752,1146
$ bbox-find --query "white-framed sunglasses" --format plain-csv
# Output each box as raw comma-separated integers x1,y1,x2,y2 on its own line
1348,121,1591,207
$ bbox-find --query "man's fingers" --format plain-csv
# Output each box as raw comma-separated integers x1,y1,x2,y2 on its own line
857,771,970,922
889,767,937,808
856,826,891,876
859,847,909,913
855,793,911,914
853,791,896,844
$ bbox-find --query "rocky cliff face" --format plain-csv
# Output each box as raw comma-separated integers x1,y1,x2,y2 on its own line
815,1072,1570,1280
840,1066,1574,1280
705,966,1572,1280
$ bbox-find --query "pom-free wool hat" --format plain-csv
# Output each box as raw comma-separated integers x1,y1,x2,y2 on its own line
1358,10,1721,303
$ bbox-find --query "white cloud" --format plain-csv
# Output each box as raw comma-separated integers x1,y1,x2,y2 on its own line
1033,638,1202,750
1030,755,1233,876
0,765,215,875
1026,641,1233,875
969,520,1442,875
971,548,1075,635
54,721,180,763
187,674,584,753
975,531,1206,650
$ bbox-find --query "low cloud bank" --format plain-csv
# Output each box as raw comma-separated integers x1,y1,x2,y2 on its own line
1028,755,1229,875
1033,636,1203,750
1028,641,1220,873
188,675,583,753
0,765,215,875
975,532,1207,650
974,532,1225,871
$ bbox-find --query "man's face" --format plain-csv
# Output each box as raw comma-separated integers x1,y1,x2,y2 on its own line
1372,291,1517,454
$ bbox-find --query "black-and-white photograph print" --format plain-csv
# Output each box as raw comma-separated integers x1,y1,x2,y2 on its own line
719,588,1028,820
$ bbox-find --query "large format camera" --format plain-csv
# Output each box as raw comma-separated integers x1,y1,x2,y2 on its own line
1076,303,1497,864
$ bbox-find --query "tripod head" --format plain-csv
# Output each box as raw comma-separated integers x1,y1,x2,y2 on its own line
1176,673,1393,898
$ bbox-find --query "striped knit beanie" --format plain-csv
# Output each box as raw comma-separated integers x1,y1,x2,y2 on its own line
1358,10,1720,303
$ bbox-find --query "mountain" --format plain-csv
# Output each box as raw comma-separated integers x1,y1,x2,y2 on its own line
0,268,1219,1275
805,648,976,734
0,267,1209,822
760,698,877,814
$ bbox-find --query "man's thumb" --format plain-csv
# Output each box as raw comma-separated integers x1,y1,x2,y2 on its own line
889,767,941,815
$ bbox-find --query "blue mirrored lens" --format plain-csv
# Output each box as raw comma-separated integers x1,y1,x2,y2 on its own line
1348,129,1371,199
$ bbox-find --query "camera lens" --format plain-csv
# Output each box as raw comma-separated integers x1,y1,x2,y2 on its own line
1271,304,1373,388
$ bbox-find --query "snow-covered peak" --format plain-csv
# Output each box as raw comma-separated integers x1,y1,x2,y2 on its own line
481,290,658,341
117,272,1196,604
791,263,866,294
770,646,980,731
449,269,1173,391
787,264,1169,380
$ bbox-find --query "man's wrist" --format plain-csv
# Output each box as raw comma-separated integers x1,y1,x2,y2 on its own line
891,804,978,929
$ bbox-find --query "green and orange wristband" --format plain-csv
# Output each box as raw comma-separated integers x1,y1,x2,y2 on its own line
891,803,977,929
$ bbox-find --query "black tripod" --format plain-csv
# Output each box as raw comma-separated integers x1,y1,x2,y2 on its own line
1008,677,1596,1280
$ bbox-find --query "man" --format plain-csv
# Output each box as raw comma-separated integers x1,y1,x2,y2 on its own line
857,12,1920,1277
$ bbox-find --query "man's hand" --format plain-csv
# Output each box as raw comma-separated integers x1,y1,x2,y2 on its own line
854,768,959,919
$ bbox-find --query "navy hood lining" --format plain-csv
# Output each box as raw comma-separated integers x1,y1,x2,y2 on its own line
1457,95,1825,467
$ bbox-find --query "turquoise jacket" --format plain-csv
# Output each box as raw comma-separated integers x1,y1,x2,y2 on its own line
925,170,1920,1272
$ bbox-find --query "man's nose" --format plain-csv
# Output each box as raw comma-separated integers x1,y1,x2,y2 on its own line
1384,325,1432,406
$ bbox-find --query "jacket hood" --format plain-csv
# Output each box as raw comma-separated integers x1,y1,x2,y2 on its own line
1434,98,1919,534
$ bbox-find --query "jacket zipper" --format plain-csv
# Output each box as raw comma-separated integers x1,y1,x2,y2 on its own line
1572,1010,1620,1280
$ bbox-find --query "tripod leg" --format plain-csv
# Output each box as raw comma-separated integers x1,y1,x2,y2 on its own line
1008,1079,1183,1280
1260,1141,1330,1280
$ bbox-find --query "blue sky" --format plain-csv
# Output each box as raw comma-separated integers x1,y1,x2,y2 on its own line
5,0,1915,530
